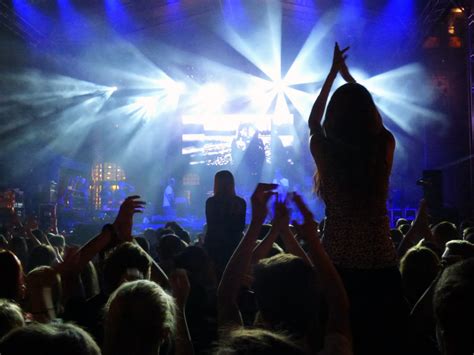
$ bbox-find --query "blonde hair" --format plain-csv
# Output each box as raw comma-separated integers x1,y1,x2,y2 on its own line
104,280,176,355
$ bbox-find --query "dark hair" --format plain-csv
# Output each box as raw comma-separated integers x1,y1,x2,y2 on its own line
135,237,150,254
324,83,382,143
214,328,305,355
49,235,65,249
214,170,236,197
399,246,440,304
27,245,56,272
8,237,28,265
434,258,474,353
103,242,151,294
0,323,100,355
432,221,459,247
157,234,187,262
316,83,387,199
0,250,24,302
253,254,319,337
80,261,100,299
390,229,404,248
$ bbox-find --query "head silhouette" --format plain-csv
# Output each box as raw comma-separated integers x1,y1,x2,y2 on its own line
324,83,382,146
214,170,236,197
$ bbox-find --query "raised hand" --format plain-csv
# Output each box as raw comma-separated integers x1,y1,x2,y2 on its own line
291,192,319,240
412,199,433,241
272,197,290,231
250,183,278,225
113,195,145,242
331,42,349,73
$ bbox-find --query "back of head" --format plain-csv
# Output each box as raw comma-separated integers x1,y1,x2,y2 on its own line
215,328,304,355
390,229,404,248
324,83,382,145
27,245,56,272
319,83,386,199
134,236,150,254
463,226,474,240
465,232,474,244
399,246,440,304
157,234,187,262
0,322,100,355
214,170,236,197
8,237,28,264
396,218,409,228
0,299,24,338
49,235,66,252
25,266,62,316
434,258,474,354
103,242,151,294
442,240,474,265
432,221,458,248
253,254,318,336
399,223,411,235
104,280,176,355
0,250,24,302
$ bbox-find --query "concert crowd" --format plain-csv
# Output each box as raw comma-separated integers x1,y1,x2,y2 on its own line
0,44,473,355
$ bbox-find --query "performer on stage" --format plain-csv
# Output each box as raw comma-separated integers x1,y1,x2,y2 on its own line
162,178,176,219
204,170,246,276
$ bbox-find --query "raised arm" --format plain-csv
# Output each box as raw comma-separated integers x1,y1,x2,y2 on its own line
169,269,194,355
217,183,277,330
292,193,351,341
308,42,349,134
397,199,433,258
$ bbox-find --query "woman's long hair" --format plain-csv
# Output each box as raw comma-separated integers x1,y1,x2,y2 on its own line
316,83,385,199
0,249,24,302
213,170,236,197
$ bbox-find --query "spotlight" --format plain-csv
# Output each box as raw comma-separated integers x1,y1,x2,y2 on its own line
197,83,227,111
133,96,159,121
169,81,186,96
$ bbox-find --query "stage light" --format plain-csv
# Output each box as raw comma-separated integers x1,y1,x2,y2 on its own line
167,81,186,96
131,96,160,121
451,7,464,13
197,83,228,111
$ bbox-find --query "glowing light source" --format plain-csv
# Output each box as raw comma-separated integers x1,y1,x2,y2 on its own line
131,96,160,121
196,83,228,112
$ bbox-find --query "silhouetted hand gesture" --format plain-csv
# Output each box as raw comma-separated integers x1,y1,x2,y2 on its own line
272,197,290,231
291,192,319,240
113,195,145,242
250,183,278,225
330,42,349,73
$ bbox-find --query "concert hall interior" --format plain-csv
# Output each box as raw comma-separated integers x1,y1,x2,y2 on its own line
0,1,473,354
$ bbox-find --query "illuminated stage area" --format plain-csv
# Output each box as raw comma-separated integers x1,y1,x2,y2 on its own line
0,0,472,231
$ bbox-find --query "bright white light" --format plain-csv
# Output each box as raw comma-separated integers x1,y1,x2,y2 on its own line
132,96,160,121
169,81,186,96
196,83,228,112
